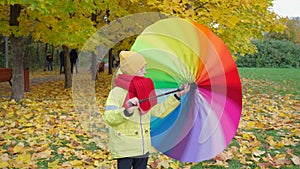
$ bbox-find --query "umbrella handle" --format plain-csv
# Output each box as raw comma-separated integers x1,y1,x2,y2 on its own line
128,87,184,107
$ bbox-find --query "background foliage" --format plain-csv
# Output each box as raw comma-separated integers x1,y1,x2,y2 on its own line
0,0,287,56
236,39,300,68
236,17,300,68
264,17,300,44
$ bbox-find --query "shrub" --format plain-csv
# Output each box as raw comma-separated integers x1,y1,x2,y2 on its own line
236,39,300,68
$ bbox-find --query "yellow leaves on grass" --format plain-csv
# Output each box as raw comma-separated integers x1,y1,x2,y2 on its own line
0,149,33,168
233,78,300,168
266,136,285,149
149,154,182,169
15,152,33,167
0,72,114,168
1,71,299,168
241,89,299,131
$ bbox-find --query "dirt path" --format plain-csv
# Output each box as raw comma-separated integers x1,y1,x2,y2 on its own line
30,73,64,85
0,71,65,98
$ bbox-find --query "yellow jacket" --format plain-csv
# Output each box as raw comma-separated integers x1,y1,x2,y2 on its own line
104,86,180,159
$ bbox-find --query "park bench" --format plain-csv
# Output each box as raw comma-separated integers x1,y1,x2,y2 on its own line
0,68,13,86
0,68,30,92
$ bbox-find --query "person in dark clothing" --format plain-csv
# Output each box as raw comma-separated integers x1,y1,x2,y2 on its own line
46,52,53,71
59,51,65,74
70,49,78,74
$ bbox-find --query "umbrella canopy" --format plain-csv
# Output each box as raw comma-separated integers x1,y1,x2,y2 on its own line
130,18,242,162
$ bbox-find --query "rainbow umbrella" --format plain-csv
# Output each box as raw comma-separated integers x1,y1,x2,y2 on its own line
130,18,242,162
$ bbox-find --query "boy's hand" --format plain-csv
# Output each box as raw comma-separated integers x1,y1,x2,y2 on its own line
176,83,190,98
126,97,139,114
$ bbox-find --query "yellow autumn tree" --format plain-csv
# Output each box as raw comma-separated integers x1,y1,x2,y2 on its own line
95,0,286,56
0,0,109,100
145,0,286,56
0,0,286,101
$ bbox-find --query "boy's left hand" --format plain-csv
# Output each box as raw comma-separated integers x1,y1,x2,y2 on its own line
126,97,139,114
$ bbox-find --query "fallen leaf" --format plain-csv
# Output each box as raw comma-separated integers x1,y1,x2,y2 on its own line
70,160,83,166
253,150,265,156
13,142,25,154
48,159,60,169
15,152,32,165
291,155,300,165
0,161,9,168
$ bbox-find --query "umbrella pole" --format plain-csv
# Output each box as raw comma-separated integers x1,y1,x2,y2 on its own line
139,88,182,103
129,87,184,106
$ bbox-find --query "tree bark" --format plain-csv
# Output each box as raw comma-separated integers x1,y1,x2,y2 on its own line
108,48,113,75
10,4,24,101
10,36,24,101
62,45,72,88
5,36,9,68
36,41,40,63
9,4,21,26
44,43,48,71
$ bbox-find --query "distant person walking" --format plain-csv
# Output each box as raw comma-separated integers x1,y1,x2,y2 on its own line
46,52,53,71
70,49,78,74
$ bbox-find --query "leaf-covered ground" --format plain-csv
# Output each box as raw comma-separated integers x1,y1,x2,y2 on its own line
0,70,299,168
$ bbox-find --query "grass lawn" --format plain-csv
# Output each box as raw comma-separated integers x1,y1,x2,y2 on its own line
237,68,300,100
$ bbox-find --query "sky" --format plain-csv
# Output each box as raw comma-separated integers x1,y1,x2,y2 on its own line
272,0,300,17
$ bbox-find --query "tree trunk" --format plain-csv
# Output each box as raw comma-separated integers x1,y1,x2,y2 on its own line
44,43,48,71
62,45,72,88
9,4,21,26
36,41,40,63
10,36,24,101
5,36,9,68
10,4,24,101
108,48,113,75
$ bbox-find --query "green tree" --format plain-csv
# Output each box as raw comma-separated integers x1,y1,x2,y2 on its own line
236,39,300,68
